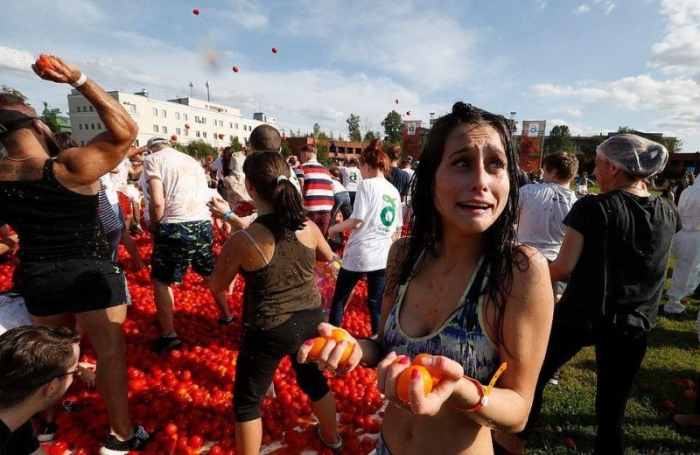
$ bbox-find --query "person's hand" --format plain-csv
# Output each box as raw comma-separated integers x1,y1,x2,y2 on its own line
297,322,363,375
207,197,231,220
377,353,465,416
128,145,148,157
31,55,82,85
77,363,96,388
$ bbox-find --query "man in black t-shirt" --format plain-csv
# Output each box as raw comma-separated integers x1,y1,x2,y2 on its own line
499,134,680,455
0,326,80,455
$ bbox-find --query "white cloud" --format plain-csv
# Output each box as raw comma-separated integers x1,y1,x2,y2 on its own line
604,2,616,14
574,4,591,14
648,0,700,76
535,0,547,9
214,0,269,30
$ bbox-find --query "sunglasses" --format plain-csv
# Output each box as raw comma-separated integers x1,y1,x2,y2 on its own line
0,117,47,136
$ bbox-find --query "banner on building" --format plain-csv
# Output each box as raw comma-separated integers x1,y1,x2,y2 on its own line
405,121,419,136
519,120,546,173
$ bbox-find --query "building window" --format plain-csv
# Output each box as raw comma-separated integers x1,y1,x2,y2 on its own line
203,118,207,125
129,105,137,113
196,131,201,138
89,106,93,112
81,141,85,146
184,114,188,121
218,120,223,127
184,129,189,136
98,124,102,130
91,124,95,130
176,127,181,135
162,126,167,133
79,124,83,130
175,112,180,120
229,122,233,128
161,109,166,118
152,108,158,116
203,132,208,138
235,123,239,130
153,125,160,133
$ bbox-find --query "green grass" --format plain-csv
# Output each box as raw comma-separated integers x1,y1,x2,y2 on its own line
526,258,700,454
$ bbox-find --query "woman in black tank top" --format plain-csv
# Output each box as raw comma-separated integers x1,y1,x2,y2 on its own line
209,151,343,455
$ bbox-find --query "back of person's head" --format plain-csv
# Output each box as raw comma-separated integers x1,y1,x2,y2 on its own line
243,151,307,230
147,137,170,152
347,157,359,167
249,125,281,152
401,158,412,168
543,151,579,182
330,167,342,180
300,144,317,157
386,144,402,162
596,134,668,179
0,326,80,410
361,140,390,174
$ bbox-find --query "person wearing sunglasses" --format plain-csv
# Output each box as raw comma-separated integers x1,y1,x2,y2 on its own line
0,325,80,455
0,55,149,454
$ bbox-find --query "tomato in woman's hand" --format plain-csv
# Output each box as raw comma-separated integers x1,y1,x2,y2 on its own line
395,365,433,403
413,353,443,385
306,328,354,364
307,337,327,360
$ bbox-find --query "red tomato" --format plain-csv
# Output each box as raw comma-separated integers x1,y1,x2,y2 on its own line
36,54,57,72
232,66,239,73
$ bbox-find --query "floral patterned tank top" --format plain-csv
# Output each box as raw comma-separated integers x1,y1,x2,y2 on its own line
382,256,500,383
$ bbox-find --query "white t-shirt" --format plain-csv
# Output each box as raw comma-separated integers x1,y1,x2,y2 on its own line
338,166,362,192
143,147,211,224
517,182,578,261
342,177,402,272
402,168,415,179
110,158,132,193
137,172,150,224
210,156,225,182
331,178,347,195
100,172,120,205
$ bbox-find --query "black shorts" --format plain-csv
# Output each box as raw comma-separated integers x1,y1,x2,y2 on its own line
234,308,330,422
14,259,127,317
151,220,214,284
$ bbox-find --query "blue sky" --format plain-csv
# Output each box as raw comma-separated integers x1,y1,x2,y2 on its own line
2,0,699,152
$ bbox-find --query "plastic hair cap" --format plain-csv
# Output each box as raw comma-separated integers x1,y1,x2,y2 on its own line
596,134,668,178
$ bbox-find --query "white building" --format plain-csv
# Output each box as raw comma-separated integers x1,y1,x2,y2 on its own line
67,89,276,148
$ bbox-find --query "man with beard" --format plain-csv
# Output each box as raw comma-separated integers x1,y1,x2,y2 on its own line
0,56,149,454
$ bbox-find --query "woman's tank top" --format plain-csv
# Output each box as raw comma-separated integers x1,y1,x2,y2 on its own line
239,214,320,331
383,256,500,383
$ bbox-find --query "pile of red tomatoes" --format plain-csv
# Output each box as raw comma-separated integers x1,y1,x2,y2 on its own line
0,226,384,454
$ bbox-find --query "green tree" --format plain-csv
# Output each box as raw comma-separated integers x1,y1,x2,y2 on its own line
346,113,361,142
316,142,330,167
280,138,292,157
617,126,634,133
229,136,243,151
173,139,216,159
663,137,683,154
381,111,403,144
363,131,381,142
313,123,322,137
545,124,573,154
41,101,62,134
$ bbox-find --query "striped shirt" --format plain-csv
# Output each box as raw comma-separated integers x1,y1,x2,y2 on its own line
301,159,334,213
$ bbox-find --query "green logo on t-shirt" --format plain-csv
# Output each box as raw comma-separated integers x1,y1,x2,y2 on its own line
349,173,358,182
380,194,397,227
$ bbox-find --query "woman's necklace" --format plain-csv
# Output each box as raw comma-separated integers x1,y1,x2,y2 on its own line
1,155,46,162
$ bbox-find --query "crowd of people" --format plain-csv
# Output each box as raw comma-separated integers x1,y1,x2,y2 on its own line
0,56,699,455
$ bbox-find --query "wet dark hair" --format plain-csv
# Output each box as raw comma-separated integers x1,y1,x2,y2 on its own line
242,151,307,231
0,326,80,410
360,139,390,174
543,151,578,181
398,102,524,354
